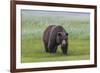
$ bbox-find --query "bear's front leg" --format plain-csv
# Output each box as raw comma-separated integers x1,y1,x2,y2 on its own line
61,43,68,55
49,46,57,54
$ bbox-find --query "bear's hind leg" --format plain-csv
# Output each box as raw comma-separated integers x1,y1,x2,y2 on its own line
44,42,49,53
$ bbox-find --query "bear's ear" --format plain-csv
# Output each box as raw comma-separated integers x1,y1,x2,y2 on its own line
66,32,68,36
57,32,62,36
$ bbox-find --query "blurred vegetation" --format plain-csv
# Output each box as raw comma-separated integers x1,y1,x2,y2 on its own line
21,10,90,63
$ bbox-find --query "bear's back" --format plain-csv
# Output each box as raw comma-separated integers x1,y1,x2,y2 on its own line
43,25,56,43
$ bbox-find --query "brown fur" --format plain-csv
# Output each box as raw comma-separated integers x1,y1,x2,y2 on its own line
43,25,68,54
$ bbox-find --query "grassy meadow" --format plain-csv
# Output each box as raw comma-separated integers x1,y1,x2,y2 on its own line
21,10,90,63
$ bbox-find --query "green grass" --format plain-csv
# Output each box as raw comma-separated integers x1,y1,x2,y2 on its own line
21,37,90,63
21,10,90,63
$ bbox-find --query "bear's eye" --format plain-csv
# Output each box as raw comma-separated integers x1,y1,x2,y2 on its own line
58,32,62,36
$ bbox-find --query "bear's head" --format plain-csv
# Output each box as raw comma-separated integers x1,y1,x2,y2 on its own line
56,32,68,45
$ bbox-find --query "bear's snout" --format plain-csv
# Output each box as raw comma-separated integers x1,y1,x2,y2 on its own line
62,40,66,45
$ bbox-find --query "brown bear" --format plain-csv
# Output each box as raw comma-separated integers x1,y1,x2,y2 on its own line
43,25,68,55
